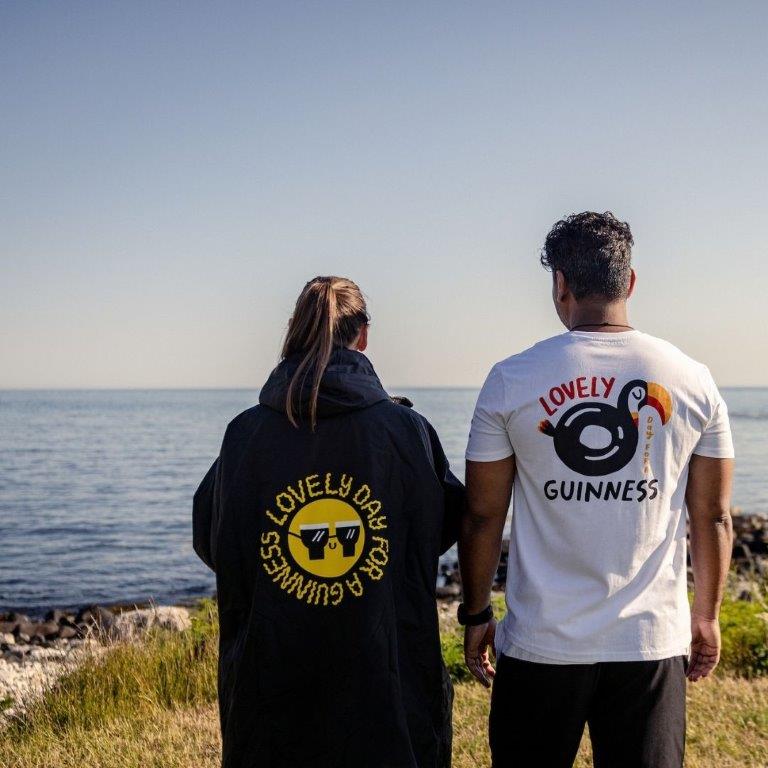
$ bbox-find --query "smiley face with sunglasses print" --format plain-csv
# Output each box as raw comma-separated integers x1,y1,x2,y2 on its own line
287,498,366,578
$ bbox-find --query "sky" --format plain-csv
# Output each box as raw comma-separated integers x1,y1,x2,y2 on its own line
1,1,766,389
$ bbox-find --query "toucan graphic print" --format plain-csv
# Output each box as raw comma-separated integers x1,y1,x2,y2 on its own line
538,379,673,476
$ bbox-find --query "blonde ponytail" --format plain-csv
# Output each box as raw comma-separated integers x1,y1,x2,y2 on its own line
282,276,368,429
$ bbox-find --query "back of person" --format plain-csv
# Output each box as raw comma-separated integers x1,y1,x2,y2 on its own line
194,277,461,768
471,328,731,661
459,212,734,768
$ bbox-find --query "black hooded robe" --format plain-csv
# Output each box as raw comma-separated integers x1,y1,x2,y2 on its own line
193,349,463,768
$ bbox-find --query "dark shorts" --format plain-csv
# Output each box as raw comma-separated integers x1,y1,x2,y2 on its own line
489,654,686,768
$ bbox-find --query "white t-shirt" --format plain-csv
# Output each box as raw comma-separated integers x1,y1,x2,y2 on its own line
466,330,734,663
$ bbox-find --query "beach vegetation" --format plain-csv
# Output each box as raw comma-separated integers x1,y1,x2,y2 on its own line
1,593,767,767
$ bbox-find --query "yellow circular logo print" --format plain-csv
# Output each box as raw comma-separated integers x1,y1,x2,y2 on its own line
287,498,366,578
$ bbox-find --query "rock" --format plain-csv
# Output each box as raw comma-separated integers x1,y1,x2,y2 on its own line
152,606,191,632
0,635,101,722
15,633,30,645
37,621,60,640
28,648,66,662
75,605,114,631
436,584,461,599
1,633,15,646
14,622,37,639
0,621,18,635
110,606,191,641
44,609,65,624
7,613,30,625
58,625,78,640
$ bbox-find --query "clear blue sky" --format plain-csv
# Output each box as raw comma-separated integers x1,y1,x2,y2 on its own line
1,1,766,388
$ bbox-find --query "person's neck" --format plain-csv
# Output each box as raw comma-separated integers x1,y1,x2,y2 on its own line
567,301,632,333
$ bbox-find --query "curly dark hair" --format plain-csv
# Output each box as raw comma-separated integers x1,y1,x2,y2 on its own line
540,211,634,300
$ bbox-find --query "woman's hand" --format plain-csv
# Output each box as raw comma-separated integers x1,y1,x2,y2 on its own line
464,619,497,688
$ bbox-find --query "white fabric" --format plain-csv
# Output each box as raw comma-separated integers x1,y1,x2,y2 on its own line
504,641,578,665
466,330,734,663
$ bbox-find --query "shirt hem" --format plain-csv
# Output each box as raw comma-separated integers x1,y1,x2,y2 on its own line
691,447,735,459
465,448,515,462
502,634,690,663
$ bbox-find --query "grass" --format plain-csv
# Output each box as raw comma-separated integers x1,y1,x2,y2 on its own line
718,595,768,677
1,594,767,767
452,675,768,768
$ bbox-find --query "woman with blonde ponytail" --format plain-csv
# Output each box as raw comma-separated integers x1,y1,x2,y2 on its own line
194,276,463,768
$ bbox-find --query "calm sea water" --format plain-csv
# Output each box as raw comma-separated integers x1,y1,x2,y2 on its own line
1,388,766,613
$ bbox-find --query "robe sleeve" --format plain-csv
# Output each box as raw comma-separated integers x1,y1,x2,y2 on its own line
415,418,464,555
193,458,221,572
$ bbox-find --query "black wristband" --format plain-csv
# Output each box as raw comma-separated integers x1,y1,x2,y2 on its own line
457,603,493,627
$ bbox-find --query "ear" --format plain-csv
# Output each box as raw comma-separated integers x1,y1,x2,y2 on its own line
554,270,569,303
626,268,637,299
355,324,369,352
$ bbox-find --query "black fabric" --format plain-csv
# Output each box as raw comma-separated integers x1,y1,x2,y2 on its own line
193,348,463,768
489,655,686,768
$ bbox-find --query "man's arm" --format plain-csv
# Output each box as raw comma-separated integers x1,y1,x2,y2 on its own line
459,456,515,686
686,453,734,682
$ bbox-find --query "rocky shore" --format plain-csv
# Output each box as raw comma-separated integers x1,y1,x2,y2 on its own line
2,510,765,721
0,605,190,721
437,508,768,598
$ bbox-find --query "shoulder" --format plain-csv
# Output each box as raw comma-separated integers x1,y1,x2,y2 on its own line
220,404,270,443
632,333,727,414
493,333,570,370
635,332,714,381
370,396,434,433
363,397,443,452
482,333,568,388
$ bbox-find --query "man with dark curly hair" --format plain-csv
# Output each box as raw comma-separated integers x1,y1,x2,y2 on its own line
459,212,735,767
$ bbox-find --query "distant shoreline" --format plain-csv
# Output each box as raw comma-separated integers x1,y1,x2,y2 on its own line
5,506,765,619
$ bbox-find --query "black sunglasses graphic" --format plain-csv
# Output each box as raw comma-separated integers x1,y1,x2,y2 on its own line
291,521,362,560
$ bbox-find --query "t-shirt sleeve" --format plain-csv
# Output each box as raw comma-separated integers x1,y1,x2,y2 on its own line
465,365,514,462
693,370,735,458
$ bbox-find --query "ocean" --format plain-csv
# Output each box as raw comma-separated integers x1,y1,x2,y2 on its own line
1,388,766,613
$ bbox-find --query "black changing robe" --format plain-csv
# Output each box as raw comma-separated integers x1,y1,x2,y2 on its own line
193,348,463,768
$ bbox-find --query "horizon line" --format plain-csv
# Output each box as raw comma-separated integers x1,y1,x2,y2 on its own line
1,384,766,392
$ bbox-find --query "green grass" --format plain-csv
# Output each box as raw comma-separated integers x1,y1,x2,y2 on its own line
1,600,218,744
440,592,768,682
718,595,768,677
1,593,767,767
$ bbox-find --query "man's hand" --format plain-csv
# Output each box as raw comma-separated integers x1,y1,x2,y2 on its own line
464,619,497,688
688,614,721,682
